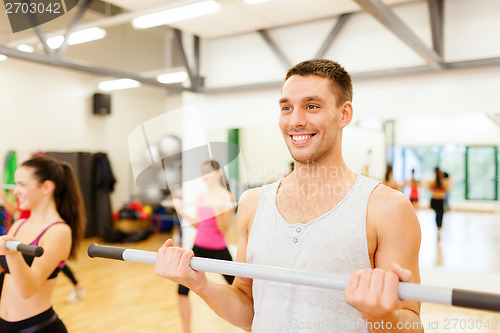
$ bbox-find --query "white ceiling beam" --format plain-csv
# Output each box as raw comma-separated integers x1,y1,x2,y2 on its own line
353,0,443,70
20,10,54,55
315,14,350,59
486,114,500,129
0,44,187,92
201,57,500,93
56,0,94,57
32,25,53,56
446,57,500,70
6,0,201,47
173,28,198,92
428,0,444,57
258,29,292,70
4,37,500,94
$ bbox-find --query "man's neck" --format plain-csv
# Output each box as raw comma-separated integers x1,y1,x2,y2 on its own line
292,159,354,184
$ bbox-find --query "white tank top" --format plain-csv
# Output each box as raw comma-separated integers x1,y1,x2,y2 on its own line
247,175,380,332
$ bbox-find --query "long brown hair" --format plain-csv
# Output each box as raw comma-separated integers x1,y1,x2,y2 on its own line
385,165,393,182
21,155,86,259
203,160,230,191
434,167,443,189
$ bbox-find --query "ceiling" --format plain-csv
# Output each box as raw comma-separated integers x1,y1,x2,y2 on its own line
0,0,420,45
101,0,368,38
2,0,499,94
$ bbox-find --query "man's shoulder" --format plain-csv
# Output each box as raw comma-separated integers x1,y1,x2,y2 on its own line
371,182,408,204
235,187,263,223
369,184,414,218
235,187,262,236
238,187,262,207
368,184,418,229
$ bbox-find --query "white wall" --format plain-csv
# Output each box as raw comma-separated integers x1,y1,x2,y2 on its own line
186,0,500,185
396,113,500,146
240,125,291,186
343,126,386,180
180,87,388,186
0,58,183,210
353,66,500,121
2,0,500,209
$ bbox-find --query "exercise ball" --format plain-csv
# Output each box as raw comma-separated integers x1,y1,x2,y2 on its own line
159,135,181,158
142,188,163,205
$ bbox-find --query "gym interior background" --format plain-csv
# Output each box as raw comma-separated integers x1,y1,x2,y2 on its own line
0,0,499,332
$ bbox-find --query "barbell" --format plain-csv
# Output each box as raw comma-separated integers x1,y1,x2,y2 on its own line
5,240,44,257
160,199,236,209
87,243,500,312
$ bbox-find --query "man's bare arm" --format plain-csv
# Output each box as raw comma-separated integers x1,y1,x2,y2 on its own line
155,188,260,329
345,186,423,333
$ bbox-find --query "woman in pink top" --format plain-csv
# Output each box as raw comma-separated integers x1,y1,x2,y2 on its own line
0,155,86,332
173,160,235,333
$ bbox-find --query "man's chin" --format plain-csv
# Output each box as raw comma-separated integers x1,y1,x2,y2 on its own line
290,153,315,165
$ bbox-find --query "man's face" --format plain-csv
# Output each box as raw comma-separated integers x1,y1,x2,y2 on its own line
279,75,342,165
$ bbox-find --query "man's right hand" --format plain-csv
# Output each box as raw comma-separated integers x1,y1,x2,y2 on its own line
154,239,207,292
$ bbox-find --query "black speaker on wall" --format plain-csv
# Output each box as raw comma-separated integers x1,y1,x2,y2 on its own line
93,93,111,115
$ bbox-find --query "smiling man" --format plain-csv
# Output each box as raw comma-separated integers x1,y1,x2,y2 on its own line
155,58,423,333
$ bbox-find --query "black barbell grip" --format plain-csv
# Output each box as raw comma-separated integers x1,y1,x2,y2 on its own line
88,243,126,260
452,289,500,312
5,241,44,257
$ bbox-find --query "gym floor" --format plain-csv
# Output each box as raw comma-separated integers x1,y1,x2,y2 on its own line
52,209,500,332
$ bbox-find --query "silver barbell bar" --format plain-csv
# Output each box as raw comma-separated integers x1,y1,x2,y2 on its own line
87,243,500,312
161,200,236,208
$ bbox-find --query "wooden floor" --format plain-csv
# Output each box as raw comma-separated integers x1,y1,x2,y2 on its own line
52,232,243,333
52,209,500,333
417,209,500,332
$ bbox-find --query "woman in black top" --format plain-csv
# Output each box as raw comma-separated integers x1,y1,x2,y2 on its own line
0,155,86,332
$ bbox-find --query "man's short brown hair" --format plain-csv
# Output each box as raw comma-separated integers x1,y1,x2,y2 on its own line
283,58,353,105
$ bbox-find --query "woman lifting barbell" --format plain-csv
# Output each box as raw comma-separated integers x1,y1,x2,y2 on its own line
0,155,86,333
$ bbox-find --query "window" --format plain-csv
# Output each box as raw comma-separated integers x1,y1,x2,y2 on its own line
466,146,498,200
393,145,498,201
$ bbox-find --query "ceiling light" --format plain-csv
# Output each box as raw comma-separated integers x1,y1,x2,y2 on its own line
69,27,106,45
157,71,188,84
47,36,65,49
99,79,140,91
17,44,34,53
47,27,106,49
132,0,221,29
243,0,272,4
0,54,7,61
